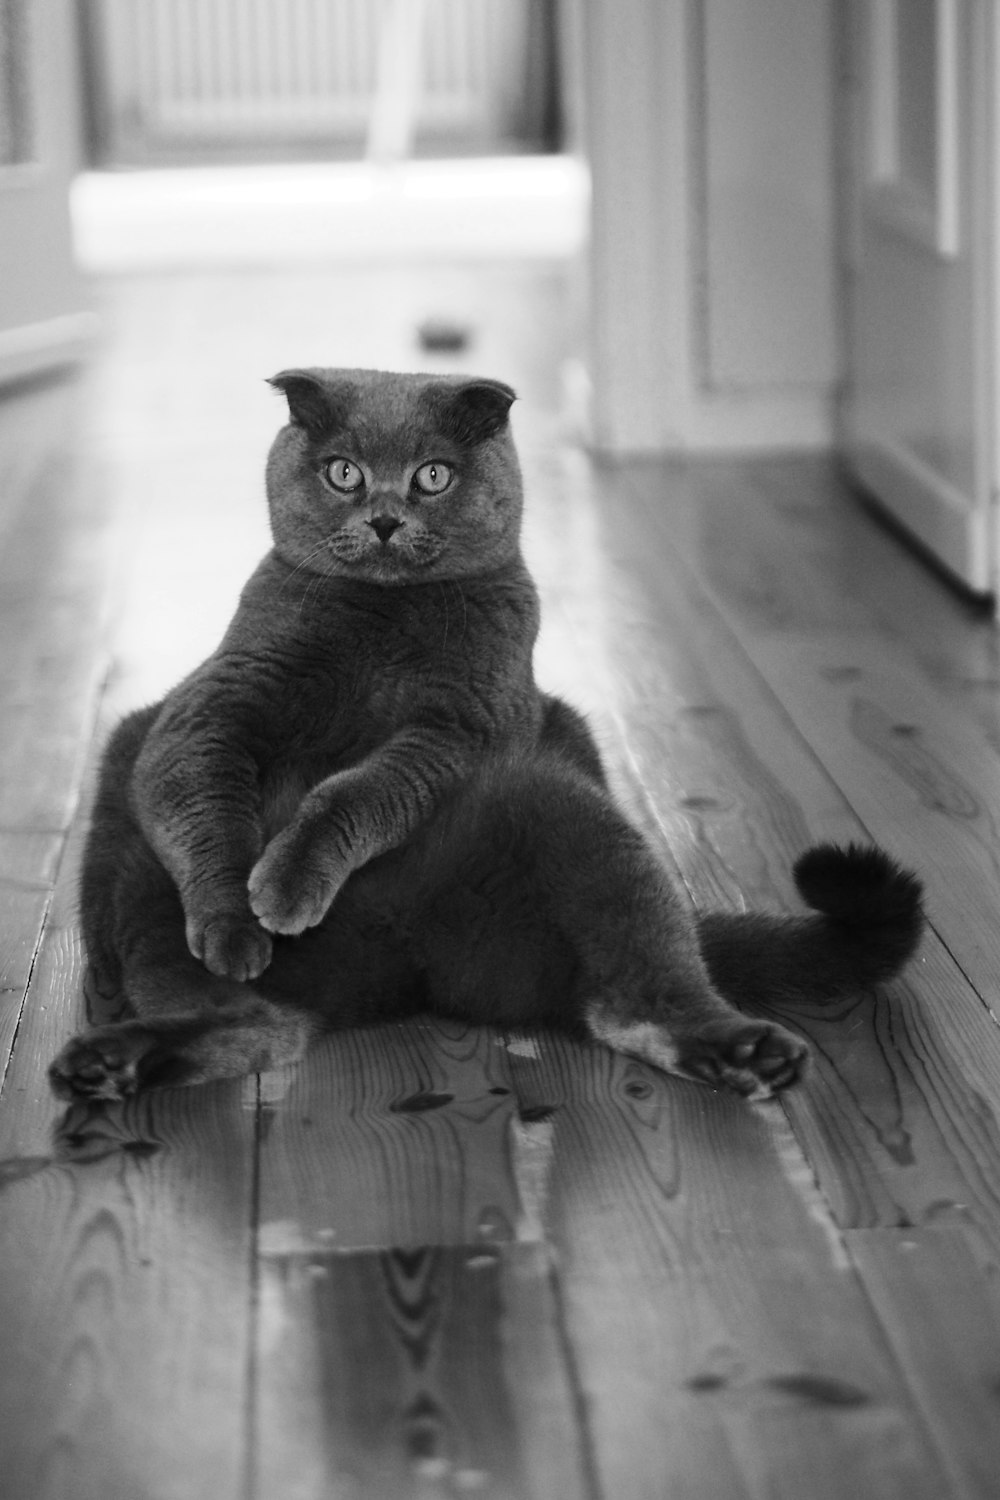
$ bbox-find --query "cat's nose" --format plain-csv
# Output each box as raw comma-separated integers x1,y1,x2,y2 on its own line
367,515,402,544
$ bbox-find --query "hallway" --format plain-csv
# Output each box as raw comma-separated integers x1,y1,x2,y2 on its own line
3,264,1000,1498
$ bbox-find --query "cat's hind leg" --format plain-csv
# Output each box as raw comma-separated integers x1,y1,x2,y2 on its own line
50,990,318,1102
555,808,811,1098
51,971,320,1102
52,855,319,1101
584,1010,808,1099
527,763,809,1096
410,757,809,1100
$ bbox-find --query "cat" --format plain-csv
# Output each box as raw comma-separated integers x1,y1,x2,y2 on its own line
49,368,924,1105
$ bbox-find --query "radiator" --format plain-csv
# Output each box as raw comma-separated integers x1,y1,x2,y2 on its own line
90,0,538,152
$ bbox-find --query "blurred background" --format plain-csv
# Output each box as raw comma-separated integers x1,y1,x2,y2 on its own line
0,0,594,698
3,1,998,595
1,0,588,406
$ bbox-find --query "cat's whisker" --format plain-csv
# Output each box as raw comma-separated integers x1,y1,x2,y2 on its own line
284,544,347,626
435,579,454,649
276,538,335,597
448,579,469,643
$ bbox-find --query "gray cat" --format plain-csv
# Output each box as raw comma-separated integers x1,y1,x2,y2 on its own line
50,369,923,1103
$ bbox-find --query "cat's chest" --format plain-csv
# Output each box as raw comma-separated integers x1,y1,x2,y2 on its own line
276,641,435,742
256,607,489,747
217,565,538,760
254,630,476,836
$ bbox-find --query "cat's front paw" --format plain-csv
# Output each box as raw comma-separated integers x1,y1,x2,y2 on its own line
187,914,273,981
248,826,347,935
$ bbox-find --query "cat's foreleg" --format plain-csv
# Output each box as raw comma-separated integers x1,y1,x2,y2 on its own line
248,727,473,934
132,725,272,980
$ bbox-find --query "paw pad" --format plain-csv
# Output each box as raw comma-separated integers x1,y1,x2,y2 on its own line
49,1032,144,1103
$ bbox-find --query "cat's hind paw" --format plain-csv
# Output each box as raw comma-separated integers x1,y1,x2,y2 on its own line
49,1024,159,1102
588,1008,809,1101
675,1017,809,1100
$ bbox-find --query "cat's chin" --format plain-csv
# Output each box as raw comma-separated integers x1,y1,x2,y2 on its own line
344,540,446,577
333,553,439,584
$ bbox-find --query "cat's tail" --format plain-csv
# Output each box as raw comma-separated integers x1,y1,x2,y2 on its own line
695,843,925,1010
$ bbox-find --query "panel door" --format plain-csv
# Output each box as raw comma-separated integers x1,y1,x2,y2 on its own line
841,0,998,594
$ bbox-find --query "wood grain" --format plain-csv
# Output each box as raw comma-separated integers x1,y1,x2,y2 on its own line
525,448,863,904
707,635,1000,987
706,455,1000,752
255,1022,523,1252
753,945,1000,1251
625,457,1000,995
524,450,1000,1499
527,447,1000,1275
255,1241,590,1500
8,270,1000,1498
0,376,117,1084
504,1034,950,1500
254,1023,593,1499
0,384,112,832
0,715,256,1500
848,1227,1000,1500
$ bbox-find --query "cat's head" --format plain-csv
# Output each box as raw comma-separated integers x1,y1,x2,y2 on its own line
264,367,522,583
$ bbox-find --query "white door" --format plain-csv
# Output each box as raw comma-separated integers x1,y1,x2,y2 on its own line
0,0,92,384
841,0,998,595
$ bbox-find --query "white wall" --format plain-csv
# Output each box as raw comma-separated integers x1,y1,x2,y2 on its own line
582,0,839,453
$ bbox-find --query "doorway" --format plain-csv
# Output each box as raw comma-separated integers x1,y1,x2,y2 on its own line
840,0,1000,597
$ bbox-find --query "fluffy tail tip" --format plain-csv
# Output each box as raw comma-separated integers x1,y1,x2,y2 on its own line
793,842,924,926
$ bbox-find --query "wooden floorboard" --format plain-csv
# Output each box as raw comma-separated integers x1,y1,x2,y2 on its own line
5,272,1000,1496
0,756,256,1500
505,1036,950,1500
847,1226,1000,1499
723,457,1000,753
0,379,116,1085
253,1028,593,1497
532,453,1000,1258
609,454,1000,1496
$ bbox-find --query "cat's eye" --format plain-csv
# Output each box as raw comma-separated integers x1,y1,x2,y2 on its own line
412,461,453,497
323,457,364,493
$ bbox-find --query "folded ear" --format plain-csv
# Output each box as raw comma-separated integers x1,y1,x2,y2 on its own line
439,378,517,446
267,369,348,437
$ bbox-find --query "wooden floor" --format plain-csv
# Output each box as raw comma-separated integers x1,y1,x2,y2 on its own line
4,265,1000,1500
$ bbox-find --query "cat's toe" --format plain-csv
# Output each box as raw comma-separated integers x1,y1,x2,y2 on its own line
677,1019,809,1100
49,1029,147,1103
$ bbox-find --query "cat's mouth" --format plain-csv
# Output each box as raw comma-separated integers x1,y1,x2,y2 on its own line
330,529,445,574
